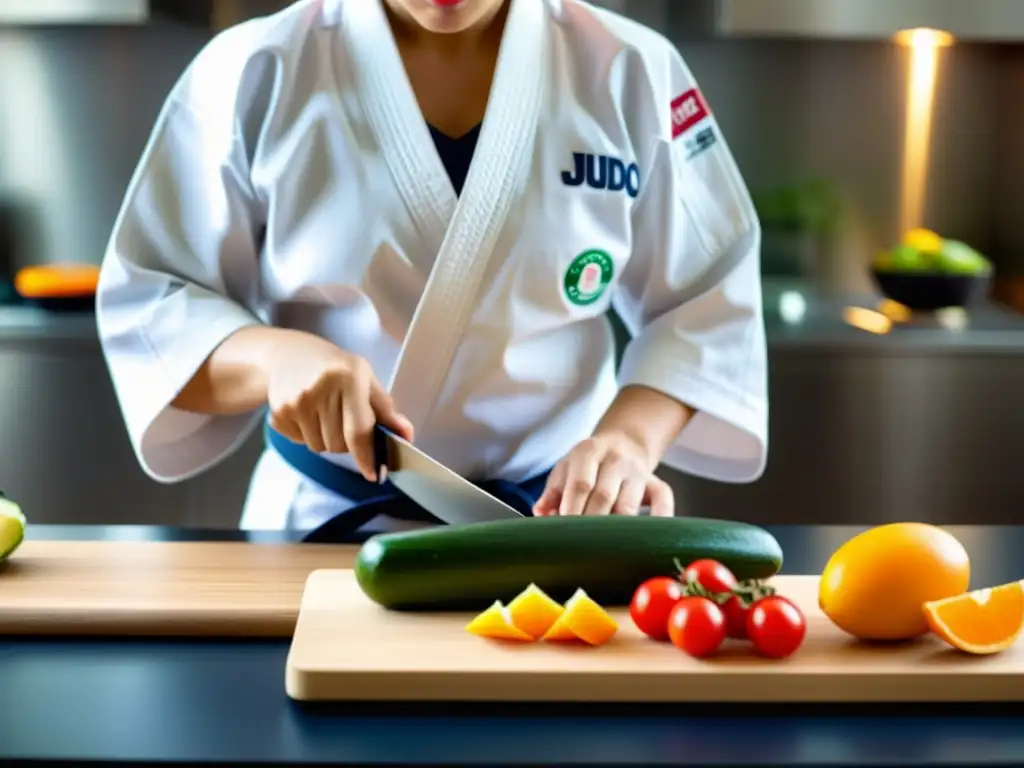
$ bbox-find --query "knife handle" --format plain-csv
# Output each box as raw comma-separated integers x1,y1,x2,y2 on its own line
372,423,391,484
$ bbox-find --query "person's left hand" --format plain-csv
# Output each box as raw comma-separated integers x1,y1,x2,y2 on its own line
532,431,675,517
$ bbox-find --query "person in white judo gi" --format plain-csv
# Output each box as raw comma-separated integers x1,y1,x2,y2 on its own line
96,0,768,537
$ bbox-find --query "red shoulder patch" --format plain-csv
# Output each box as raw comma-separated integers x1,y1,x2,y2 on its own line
671,88,710,140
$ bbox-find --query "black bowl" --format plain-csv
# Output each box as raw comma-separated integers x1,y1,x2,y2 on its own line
870,269,991,312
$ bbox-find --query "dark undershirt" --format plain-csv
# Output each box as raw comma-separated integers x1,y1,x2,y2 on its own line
428,122,482,196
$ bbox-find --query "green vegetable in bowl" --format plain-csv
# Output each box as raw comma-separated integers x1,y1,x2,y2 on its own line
875,238,993,277
875,244,930,273
887,244,933,272
934,240,992,276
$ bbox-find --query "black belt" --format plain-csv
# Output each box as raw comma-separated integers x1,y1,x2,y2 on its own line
264,420,548,542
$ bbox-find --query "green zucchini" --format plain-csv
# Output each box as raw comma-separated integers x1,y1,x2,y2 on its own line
354,516,783,611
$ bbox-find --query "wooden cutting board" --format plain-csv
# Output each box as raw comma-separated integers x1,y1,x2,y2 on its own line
0,541,357,637
286,570,1024,703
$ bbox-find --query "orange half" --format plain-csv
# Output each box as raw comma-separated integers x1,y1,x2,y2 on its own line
923,580,1024,655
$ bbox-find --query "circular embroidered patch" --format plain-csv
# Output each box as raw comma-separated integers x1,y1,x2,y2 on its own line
563,249,614,307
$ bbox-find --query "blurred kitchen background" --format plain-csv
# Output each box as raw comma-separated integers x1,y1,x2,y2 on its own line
0,0,1022,527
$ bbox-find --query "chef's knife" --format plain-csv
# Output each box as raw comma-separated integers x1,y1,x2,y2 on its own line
372,424,524,526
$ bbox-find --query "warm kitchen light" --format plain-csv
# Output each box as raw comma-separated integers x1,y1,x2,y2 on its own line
893,27,955,48
894,27,955,236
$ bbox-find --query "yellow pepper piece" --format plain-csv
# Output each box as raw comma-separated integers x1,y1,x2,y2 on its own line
541,588,619,646
541,621,578,641
507,583,565,639
465,601,534,641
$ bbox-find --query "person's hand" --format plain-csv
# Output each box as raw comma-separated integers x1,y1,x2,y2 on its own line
532,431,674,517
265,331,413,481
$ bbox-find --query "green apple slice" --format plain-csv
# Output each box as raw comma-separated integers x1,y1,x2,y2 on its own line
0,495,25,562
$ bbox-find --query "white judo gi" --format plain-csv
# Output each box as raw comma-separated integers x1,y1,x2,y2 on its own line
96,0,768,531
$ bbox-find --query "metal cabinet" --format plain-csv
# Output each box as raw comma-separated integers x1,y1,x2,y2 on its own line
0,317,258,528
149,0,290,31
670,346,1024,525
0,0,147,25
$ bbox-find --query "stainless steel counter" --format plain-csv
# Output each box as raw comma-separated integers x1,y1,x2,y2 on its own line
762,286,1024,353
3,296,1023,528
12,292,1024,348
0,306,99,342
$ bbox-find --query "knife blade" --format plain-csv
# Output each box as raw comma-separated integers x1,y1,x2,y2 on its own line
372,424,524,526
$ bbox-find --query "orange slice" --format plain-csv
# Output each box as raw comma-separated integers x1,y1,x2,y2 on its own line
15,264,100,298
541,588,618,646
507,584,565,639
923,580,1024,655
465,601,534,642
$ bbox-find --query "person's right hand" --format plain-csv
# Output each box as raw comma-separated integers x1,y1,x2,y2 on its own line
265,331,413,481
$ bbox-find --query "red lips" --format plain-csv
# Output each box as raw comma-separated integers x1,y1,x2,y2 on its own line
428,0,464,7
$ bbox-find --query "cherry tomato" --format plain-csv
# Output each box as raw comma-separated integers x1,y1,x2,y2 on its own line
667,597,727,658
721,598,751,640
681,559,738,594
721,583,777,640
630,577,685,641
746,596,807,659
679,559,749,638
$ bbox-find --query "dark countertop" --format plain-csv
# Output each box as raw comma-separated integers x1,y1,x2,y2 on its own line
1,524,1022,767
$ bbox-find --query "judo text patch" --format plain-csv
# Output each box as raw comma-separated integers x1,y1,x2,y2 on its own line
564,249,614,307
671,88,718,161
561,152,641,198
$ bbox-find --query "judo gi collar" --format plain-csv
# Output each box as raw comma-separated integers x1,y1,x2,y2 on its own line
336,0,549,434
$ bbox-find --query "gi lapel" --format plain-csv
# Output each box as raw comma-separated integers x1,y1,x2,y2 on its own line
337,0,549,433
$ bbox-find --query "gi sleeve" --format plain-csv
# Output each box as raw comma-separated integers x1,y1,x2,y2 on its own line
613,51,768,484
96,74,265,484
